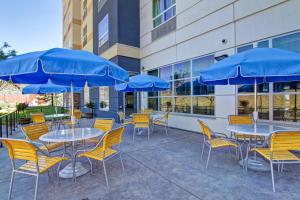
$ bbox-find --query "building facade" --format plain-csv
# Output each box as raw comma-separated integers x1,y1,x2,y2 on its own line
140,0,300,133
62,0,140,117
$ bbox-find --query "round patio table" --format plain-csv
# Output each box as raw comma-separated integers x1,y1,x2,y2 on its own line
45,113,70,129
226,123,297,171
40,128,104,181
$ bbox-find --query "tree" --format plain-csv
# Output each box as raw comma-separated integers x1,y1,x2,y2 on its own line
0,42,18,91
0,42,17,60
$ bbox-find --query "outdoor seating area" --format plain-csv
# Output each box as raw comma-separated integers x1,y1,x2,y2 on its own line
1,118,300,200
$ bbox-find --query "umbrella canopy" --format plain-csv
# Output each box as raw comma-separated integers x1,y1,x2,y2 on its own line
22,80,82,94
115,74,170,92
199,48,300,85
0,48,129,87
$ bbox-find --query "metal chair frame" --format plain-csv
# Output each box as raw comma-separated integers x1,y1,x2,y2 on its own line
246,131,300,192
132,113,151,141
152,112,169,135
76,126,125,188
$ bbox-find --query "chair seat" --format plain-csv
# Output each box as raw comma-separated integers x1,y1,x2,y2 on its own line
252,148,300,161
40,142,64,152
209,138,238,148
78,146,117,161
134,123,149,128
19,155,68,174
153,120,167,126
235,133,264,141
85,137,99,144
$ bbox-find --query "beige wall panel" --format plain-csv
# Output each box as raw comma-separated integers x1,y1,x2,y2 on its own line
236,0,300,45
140,2,153,36
176,5,233,44
141,46,176,69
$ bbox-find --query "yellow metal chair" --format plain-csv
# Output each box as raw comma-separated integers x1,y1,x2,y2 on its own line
198,119,241,168
141,109,153,114
132,113,151,141
22,123,64,154
1,138,67,200
31,112,46,123
153,112,169,135
86,118,114,144
117,111,132,126
246,131,300,192
63,109,82,128
228,115,255,140
77,126,125,188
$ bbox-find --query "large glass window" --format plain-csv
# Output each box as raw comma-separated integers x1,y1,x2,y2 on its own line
98,14,108,47
175,97,191,113
160,97,172,112
148,98,158,111
192,55,214,77
273,32,300,53
99,87,109,111
193,96,214,115
148,69,159,97
237,44,253,53
174,80,190,96
174,61,190,80
153,0,176,28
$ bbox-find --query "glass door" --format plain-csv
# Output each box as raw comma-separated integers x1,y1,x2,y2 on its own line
124,92,134,117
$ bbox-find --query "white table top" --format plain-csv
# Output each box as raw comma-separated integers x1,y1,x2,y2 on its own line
45,113,70,119
226,123,299,137
40,128,104,142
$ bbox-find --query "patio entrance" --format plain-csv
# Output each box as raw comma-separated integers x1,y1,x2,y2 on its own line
124,92,134,117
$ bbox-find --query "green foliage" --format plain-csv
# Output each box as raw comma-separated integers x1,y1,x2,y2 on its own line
0,42,17,61
85,101,95,109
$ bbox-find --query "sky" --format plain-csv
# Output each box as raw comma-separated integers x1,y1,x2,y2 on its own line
0,0,62,55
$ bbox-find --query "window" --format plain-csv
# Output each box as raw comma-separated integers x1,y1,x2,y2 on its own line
148,98,158,110
98,0,107,12
147,54,215,115
83,25,87,47
99,87,109,111
153,0,176,28
237,44,253,53
83,86,90,105
148,69,159,97
98,14,109,47
83,0,87,20
273,32,300,53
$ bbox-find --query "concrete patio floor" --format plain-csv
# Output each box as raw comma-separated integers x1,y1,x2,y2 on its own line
1,119,300,200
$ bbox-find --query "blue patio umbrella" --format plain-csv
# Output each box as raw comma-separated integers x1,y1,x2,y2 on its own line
22,79,82,94
199,48,300,121
115,74,170,111
115,74,170,92
0,48,129,116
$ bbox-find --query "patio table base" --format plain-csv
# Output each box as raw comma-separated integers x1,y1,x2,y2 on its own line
59,162,89,178
240,156,270,172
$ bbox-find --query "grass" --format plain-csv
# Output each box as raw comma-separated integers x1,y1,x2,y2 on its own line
18,106,67,118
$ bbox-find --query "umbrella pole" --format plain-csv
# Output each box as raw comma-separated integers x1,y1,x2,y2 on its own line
71,81,74,123
253,79,258,123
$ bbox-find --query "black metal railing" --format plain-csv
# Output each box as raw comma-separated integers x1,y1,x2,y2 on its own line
0,110,18,147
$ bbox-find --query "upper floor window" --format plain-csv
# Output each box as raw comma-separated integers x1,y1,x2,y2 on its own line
152,0,176,28
83,0,87,20
98,14,109,47
82,25,87,47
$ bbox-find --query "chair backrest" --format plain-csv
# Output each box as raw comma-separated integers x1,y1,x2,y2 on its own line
228,115,252,125
117,111,125,122
74,110,82,120
102,126,125,151
94,118,114,133
22,123,49,141
164,112,170,121
31,112,45,123
270,131,300,152
197,119,212,140
133,113,150,124
142,109,153,114
1,138,38,163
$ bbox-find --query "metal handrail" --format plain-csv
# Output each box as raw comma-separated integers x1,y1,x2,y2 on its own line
0,109,17,147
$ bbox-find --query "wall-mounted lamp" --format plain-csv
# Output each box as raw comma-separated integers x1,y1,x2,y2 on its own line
214,54,228,61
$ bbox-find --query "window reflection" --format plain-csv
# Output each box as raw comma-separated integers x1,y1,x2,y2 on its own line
273,94,300,122
174,61,190,80
274,81,300,92
193,78,214,95
174,80,191,95
148,98,158,111
238,95,269,119
160,65,172,81
160,82,173,96
192,55,214,77
160,97,172,112
238,83,269,93
175,97,191,113
193,96,215,115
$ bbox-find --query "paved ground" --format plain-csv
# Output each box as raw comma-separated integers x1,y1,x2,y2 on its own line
1,119,300,200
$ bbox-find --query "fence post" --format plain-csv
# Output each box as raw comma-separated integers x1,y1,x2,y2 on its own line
5,115,8,138
9,113,13,135
0,118,2,147
12,112,16,130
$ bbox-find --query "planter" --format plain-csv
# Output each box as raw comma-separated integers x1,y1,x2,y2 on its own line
19,117,31,125
85,112,93,119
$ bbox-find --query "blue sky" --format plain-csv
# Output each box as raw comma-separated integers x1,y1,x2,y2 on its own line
0,0,62,54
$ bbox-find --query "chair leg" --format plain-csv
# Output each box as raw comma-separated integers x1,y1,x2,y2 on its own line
133,128,136,142
120,153,125,172
165,125,168,135
239,146,244,169
205,147,212,169
8,171,15,200
148,127,150,140
102,160,109,188
270,160,276,192
34,175,39,200
201,143,205,159
87,158,93,174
